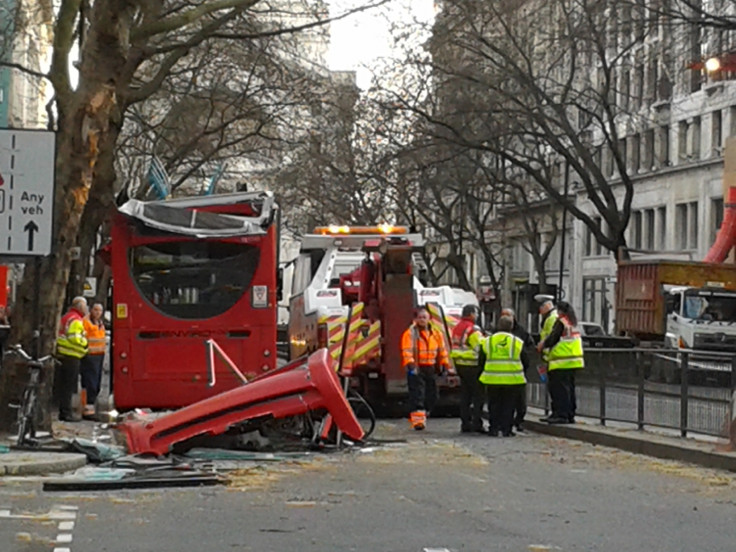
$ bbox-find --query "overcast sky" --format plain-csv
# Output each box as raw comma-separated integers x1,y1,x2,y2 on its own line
327,0,435,88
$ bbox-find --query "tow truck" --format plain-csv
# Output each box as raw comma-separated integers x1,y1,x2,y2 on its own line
288,225,478,409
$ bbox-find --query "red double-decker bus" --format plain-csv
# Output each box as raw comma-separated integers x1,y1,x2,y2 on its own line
111,192,280,410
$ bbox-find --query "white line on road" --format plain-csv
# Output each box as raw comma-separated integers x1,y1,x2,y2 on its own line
58,521,75,531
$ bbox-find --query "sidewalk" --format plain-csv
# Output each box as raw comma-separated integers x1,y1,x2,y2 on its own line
0,419,99,476
524,410,736,472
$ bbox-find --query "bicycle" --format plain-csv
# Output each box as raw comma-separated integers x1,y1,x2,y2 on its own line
9,345,54,448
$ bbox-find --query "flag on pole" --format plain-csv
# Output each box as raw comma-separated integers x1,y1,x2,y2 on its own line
204,163,226,196
147,156,170,199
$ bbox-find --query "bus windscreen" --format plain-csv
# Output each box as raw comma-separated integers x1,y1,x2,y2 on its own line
130,241,261,319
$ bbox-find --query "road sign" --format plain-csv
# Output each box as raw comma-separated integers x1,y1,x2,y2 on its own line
0,129,55,256
83,277,97,298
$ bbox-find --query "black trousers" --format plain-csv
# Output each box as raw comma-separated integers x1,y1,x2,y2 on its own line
513,383,527,427
407,365,438,413
80,354,104,405
54,354,80,419
548,369,576,420
457,364,484,430
486,384,523,436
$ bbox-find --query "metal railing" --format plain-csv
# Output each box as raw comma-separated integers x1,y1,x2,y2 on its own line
526,347,736,438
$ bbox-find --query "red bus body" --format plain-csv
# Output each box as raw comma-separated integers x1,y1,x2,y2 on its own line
111,192,279,410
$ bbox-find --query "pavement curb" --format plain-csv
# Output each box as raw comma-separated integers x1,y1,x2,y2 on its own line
526,419,736,473
0,453,88,476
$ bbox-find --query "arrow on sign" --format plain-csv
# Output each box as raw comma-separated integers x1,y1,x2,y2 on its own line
24,220,39,251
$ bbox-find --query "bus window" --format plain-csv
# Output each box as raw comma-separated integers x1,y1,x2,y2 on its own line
130,241,260,319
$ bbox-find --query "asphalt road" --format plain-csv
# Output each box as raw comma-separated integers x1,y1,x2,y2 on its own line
1,419,736,551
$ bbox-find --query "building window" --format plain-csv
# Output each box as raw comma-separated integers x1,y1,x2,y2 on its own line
585,217,603,257
605,144,615,177
617,138,627,172
621,70,630,110
630,134,641,173
647,55,658,104
712,110,723,156
692,116,701,160
730,106,736,139
582,277,610,330
678,121,688,162
632,210,643,249
643,129,654,171
676,201,699,250
656,206,667,250
634,63,645,110
690,24,702,93
657,125,670,167
645,208,655,250
712,197,724,245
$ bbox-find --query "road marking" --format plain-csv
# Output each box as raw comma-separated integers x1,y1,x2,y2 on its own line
0,509,75,520
0,504,80,550
53,505,78,552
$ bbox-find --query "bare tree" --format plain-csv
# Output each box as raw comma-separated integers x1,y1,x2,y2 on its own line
0,0,388,431
377,0,671,262
1,0,388,353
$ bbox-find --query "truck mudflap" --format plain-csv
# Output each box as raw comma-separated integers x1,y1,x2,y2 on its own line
118,349,364,455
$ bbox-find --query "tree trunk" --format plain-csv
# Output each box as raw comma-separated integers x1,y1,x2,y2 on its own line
66,130,119,301
5,6,126,431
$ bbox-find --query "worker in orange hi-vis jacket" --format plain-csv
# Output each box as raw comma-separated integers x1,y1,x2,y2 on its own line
400,306,450,431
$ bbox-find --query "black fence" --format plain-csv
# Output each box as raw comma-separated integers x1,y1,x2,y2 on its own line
526,347,736,438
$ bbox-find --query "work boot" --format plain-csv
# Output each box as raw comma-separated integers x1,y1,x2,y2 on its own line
546,416,569,424
409,410,426,431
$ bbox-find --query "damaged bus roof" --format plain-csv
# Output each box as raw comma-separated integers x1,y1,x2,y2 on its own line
117,191,276,238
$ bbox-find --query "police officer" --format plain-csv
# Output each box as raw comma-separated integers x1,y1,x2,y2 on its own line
537,301,584,423
450,305,485,433
478,316,526,437
401,307,450,430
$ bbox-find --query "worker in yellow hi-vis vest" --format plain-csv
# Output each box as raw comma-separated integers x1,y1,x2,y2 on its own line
478,316,526,437
55,297,89,422
537,301,584,424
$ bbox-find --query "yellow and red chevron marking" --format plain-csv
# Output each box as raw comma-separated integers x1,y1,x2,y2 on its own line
350,320,381,369
320,313,347,371
339,302,365,375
